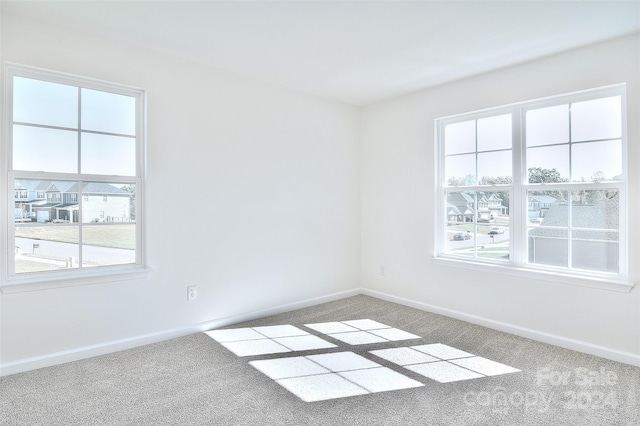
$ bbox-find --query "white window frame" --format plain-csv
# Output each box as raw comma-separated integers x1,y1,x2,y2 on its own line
1,64,150,293
434,84,632,292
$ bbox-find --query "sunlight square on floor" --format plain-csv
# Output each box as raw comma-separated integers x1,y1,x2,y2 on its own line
369,345,521,383
327,331,388,345
306,351,380,372
206,325,335,356
449,356,521,376
249,351,424,402
205,328,265,342
406,361,484,383
273,335,337,351
250,356,330,380
252,325,310,338
304,321,360,334
220,339,292,357
305,319,422,345
370,347,440,365
338,367,423,393
412,343,474,360
368,327,421,341
277,373,369,402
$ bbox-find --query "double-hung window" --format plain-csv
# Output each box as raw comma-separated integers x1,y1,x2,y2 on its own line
2,64,146,290
436,85,628,289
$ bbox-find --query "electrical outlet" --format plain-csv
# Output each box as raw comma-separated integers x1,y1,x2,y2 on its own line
380,265,386,276
187,285,198,301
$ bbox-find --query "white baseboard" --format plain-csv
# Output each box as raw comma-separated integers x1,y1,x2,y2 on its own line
0,326,194,378
0,288,360,377
361,288,640,367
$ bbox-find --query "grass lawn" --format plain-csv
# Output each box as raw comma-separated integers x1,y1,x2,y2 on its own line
16,224,135,250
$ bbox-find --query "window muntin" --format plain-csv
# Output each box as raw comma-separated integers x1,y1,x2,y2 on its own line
437,85,626,282
5,65,145,282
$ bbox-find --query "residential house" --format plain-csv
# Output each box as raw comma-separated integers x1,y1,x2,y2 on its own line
447,192,507,222
15,180,132,224
527,194,558,220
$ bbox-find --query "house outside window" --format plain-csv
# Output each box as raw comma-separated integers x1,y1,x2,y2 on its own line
436,84,627,288
2,64,146,289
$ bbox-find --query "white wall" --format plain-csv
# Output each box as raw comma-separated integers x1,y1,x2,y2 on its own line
0,9,361,369
360,34,640,361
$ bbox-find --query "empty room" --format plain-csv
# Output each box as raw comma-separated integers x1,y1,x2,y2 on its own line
1,1,639,425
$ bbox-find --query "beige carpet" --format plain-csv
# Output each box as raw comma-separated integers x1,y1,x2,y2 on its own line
1,295,638,425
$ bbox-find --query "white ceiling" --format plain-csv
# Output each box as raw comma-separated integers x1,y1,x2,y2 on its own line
4,1,640,105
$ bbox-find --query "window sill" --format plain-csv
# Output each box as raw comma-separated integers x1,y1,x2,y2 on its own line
0,265,152,294
432,256,635,293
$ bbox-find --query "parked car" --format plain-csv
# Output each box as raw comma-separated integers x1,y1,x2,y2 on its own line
488,227,505,235
453,232,471,241
477,218,490,223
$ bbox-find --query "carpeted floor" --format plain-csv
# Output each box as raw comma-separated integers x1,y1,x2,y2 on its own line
1,295,639,425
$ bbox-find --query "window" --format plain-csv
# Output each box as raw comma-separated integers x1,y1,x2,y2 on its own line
3,64,145,287
436,85,628,288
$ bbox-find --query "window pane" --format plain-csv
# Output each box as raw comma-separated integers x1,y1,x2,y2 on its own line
446,191,475,223
82,224,136,267
527,191,565,224
526,145,569,183
525,104,569,147
477,191,509,261
445,191,509,261
15,224,79,274
445,191,475,257
81,182,134,223
571,190,618,230
13,125,78,173
478,150,511,185
528,227,568,268
444,120,475,155
527,190,568,268
13,76,78,128
14,179,47,223
477,114,511,151
81,133,136,176
81,89,136,135
445,154,476,186
80,182,135,267
571,140,622,182
571,96,621,142
572,230,618,274
477,223,509,261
